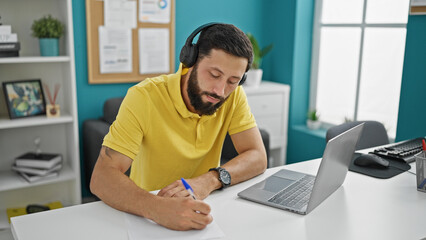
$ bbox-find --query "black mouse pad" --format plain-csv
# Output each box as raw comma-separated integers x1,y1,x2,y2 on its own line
349,153,411,179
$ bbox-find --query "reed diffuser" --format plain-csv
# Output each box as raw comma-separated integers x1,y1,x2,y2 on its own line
43,83,61,117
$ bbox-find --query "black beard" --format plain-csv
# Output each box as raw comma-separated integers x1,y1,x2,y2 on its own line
187,65,227,115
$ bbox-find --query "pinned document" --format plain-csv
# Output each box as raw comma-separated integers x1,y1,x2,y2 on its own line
138,28,169,74
104,0,137,29
139,0,171,23
99,26,132,73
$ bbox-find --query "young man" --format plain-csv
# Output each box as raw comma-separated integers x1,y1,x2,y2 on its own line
90,23,267,231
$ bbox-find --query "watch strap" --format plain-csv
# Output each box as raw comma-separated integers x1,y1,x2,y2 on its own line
209,167,231,189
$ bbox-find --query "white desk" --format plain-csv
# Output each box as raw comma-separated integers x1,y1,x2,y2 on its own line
11,159,426,240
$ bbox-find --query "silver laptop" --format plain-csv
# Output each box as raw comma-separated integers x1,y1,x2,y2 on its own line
238,123,364,215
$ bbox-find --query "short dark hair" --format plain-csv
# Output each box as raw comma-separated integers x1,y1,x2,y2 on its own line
197,24,253,72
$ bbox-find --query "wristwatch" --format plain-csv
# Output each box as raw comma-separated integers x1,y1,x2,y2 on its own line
209,167,231,189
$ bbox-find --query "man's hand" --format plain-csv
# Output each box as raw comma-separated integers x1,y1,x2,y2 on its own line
91,147,213,231
148,196,213,231
157,172,220,200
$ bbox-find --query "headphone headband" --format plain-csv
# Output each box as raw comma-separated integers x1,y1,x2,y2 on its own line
179,23,247,85
184,22,220,47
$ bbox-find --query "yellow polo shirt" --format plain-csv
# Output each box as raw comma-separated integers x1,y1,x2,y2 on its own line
103,64,256,191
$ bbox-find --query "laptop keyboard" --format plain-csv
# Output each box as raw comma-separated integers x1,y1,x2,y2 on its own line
268,175,315,209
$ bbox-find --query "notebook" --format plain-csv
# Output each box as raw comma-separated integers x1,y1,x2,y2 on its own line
238,123,364,215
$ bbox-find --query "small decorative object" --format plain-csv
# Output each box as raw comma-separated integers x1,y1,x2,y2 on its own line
307,109,321,130
34,136,42,156
31,15,64,56
245,32,273,87
43,83,60,118
2,79,46,119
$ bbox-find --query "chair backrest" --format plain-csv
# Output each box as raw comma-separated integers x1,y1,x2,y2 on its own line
326,121,389,150
221,129,270,167
102,97,124,125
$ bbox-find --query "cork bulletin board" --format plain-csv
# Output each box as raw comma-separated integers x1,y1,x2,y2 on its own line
85,0,175,84
410,0,426,14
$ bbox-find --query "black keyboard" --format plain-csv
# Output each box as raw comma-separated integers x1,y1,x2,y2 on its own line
373,137,425,163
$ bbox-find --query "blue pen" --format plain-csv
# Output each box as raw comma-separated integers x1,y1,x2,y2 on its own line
181,178,197,200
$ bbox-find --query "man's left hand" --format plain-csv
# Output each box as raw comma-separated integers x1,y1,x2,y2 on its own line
157,173,220,200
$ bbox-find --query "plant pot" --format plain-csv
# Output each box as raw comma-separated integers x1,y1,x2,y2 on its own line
244,69,263,87
39,38,59,56
307,119,321,130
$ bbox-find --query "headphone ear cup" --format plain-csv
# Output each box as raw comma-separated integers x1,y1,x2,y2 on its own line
179,44,198,68
239,73,247,85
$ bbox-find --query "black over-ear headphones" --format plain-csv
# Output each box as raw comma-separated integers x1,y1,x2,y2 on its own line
179,23,247,85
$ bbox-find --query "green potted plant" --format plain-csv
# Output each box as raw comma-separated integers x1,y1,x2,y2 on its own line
307,109,321,130
31,15,64,56
245,33,273,87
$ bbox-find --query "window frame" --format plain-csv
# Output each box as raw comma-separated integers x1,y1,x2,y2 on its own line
309,0,409,136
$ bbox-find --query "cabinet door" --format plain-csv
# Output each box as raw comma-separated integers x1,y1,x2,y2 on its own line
247,94,284,117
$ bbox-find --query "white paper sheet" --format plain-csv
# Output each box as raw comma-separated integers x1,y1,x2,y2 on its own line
104,0,137,29
125,212,225,240
99,26,132,74
139,0,171,23
138,28,169,74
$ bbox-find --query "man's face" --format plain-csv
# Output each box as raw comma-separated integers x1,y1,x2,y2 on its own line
186,49,248,115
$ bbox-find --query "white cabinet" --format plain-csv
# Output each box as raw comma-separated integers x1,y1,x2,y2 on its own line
244,81,290,167
0,0,80,231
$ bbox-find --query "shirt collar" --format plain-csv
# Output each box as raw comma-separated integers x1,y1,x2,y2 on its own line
168,64,217,120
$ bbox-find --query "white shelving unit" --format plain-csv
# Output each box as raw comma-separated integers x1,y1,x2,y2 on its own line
244,81,290,167
0,0,81,234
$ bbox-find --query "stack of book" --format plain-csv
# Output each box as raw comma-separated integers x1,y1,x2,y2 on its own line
0,25,20,57
12,152,62,183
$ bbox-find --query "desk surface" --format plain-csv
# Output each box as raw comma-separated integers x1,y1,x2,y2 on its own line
11,159,426,240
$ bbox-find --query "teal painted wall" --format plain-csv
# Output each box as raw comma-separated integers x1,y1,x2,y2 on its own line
72,1,426,197
396,15,426,142
258,0,322,164
72,0,268,197
262,0,296,84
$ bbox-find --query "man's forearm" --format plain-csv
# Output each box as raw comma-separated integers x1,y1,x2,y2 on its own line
187,148,266,198
90,151,158,219
90,147,213,231
221,148,267,185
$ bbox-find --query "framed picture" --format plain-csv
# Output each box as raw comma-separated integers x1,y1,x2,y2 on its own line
2,79,46,119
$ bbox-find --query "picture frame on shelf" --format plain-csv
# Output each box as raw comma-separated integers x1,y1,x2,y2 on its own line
2,79,46,119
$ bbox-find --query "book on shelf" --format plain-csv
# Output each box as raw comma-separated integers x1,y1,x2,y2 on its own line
12,163,62,176
0,42,20,57
0,33,18,42
0,25,20,57
15,152,62,169
0,42,20,51
0,25,12,34
18,171,59,183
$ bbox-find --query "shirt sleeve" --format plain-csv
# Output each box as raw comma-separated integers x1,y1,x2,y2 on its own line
228,86,257,135
102,86,149,160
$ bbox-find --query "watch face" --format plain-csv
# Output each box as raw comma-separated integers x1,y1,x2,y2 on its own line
219,170,231,185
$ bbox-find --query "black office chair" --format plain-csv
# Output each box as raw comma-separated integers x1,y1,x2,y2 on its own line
221,130,270,167
325,120,389,150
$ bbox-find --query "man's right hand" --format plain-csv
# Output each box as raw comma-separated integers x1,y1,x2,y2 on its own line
148,196,213,231
91,146,213,231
